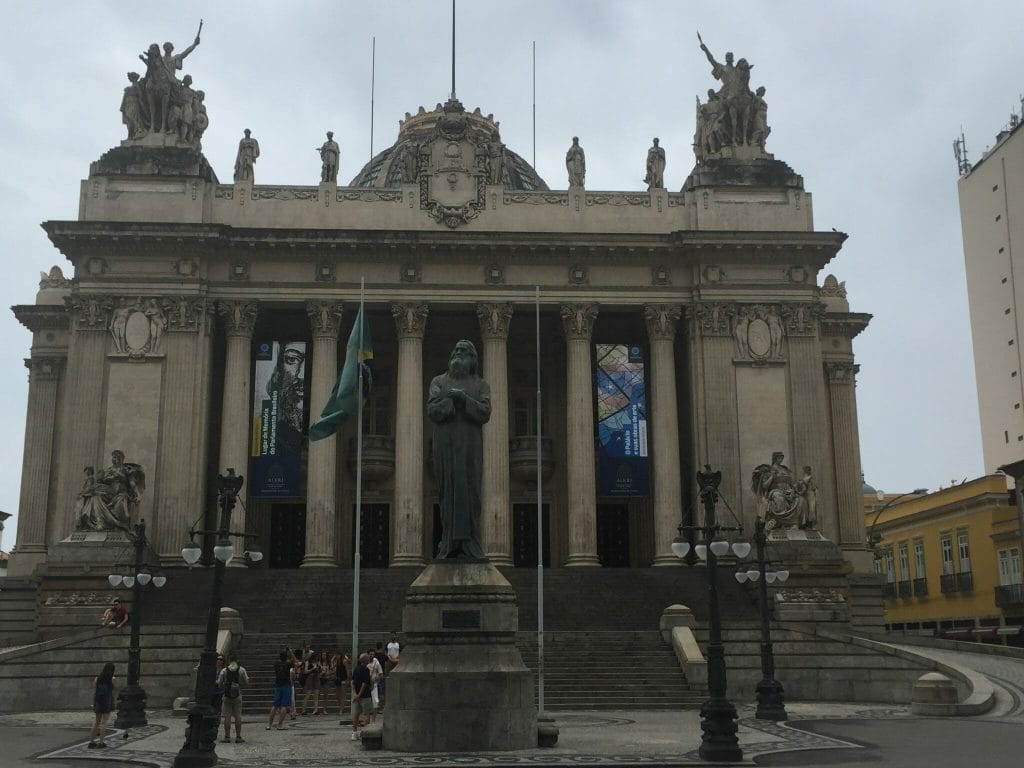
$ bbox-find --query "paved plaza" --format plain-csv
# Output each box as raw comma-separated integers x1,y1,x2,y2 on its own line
2,646,1022,768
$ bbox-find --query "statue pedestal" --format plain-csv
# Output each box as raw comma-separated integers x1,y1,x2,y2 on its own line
46,529,158,575
764,529,851,624
384,562,538,751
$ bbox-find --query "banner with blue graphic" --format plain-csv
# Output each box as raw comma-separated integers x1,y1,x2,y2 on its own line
595,343,649,497
250,340,306,498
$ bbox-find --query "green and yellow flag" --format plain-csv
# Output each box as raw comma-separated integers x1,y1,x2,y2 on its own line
309,307,373,441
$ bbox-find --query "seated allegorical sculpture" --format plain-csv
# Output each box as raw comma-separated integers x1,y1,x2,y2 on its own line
750,452,817,531
73,450,146,532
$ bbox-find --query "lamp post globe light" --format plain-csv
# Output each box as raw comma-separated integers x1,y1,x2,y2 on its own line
110,518,167,730
672,466,744,763
734,516,788,721
173,469,261,768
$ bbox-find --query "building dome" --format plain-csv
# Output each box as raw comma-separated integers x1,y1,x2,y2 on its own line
349,98,548,191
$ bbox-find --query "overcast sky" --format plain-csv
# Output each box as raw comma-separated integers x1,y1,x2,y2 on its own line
1,1,1022,549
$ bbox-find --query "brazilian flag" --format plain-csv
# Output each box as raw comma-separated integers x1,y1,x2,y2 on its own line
309,308,373,441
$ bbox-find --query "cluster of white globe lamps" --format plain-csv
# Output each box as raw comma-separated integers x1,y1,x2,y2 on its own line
181,539,263,566
671,536,790,584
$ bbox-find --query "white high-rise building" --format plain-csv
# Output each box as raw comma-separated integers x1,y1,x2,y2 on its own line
959,116,1024,473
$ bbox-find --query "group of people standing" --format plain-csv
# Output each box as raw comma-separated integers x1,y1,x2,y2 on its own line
266,633,401,740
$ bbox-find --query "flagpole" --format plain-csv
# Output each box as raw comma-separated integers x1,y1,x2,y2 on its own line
352,278,366,666
535,285,544,717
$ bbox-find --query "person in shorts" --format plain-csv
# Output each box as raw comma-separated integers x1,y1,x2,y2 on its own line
267,650,294,730
216,654,249,743
349,653,372,740
89,662,116,748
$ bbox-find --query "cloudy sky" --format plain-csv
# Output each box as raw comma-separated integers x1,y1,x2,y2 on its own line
1,0,1021,547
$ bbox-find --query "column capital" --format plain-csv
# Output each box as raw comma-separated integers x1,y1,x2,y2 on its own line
560,303,598,341
477,302,513,340
162,297,210,333
780,302,826,336
691,302,735,337
65,294,114,332
306,300,344,337
825,360,860,384
24,356,64,381
391,302,429,339
218,299,259,337
643,304,682,341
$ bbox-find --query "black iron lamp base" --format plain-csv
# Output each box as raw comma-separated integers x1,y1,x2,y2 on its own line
698,696,742,762
755,677,787,721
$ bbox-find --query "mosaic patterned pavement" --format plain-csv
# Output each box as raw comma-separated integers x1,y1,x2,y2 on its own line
3,704,915,767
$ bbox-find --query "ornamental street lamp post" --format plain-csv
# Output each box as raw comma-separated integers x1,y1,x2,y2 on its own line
735,516,788,721
672,466,745,763
173,469,261,768
113,518,167,730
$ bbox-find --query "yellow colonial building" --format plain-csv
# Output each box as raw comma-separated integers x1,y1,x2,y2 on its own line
865,475,1024,642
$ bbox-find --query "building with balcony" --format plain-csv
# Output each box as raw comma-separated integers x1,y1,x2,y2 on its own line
865,475,1024,643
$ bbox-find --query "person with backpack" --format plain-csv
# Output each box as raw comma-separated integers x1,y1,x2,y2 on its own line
88,662,116,749
216,653,249,743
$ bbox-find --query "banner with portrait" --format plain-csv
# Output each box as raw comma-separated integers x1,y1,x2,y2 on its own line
595,343,650,497
250,340,307,498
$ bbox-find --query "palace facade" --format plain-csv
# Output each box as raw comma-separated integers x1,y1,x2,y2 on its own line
8,85,872,577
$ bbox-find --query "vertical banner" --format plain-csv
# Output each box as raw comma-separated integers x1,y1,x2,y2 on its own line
595,343,649,496
251,340,307,498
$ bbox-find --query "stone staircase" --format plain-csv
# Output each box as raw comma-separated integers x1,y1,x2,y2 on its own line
694,624,934,704
0,624,204,713
236,629,704,712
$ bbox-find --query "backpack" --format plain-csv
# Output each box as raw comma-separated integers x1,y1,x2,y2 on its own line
224,667,241,699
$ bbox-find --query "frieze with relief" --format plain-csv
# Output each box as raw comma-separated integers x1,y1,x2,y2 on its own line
733,304,785,361
110,297,167,357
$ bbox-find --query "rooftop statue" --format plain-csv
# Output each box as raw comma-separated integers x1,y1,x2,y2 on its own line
122,22,205,150
751,452,817,531
318,131,340,183
645,137,666,189
234,129,260,182
427,340,492,560
73,450,146,532
694,32,770,162
566,136,586,187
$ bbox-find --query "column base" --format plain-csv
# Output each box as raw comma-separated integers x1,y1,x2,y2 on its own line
5,547,47,577
300,555,338,568
390,554,426,567
486,553,513,567
651,554,682,566
563,554,601,567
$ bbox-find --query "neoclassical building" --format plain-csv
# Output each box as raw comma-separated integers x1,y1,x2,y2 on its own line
8,54,871,578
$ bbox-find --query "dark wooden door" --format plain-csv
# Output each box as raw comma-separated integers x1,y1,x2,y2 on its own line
597,503,630,567
270,503,306,568
353,503,389,567
513,503,550,567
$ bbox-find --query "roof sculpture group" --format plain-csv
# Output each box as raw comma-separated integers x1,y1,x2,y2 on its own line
114,28,772,190
121,23,208,151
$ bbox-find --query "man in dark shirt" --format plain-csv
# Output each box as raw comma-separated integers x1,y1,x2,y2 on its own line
349,653,372,739
268,650,295,730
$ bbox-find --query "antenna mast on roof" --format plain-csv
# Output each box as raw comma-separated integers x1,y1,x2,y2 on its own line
370,36,376,161
450,0,457,100
953,128,970,175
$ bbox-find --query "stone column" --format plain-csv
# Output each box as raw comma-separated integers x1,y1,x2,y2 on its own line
561,303,600,566
781,303,836,538
477,302,513,566
827,361,865,547
692,303,743,516
644,304,684,566
10,357,64,574
56,296,114,537
217,300,258,555
390,302,429,566
303,300,344,567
